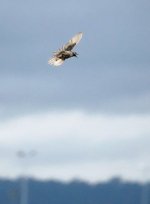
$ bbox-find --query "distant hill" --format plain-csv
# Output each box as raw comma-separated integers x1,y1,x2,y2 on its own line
0,177,149,204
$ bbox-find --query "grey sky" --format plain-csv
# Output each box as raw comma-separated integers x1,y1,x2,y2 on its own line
0,0,150,181
0,0,150,116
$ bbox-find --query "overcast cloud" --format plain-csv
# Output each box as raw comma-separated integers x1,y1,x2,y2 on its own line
0,0,150,182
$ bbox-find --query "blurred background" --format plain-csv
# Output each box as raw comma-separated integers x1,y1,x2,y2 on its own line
0,0,150,203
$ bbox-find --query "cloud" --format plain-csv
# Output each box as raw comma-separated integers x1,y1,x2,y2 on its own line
0,111,150,180
0,0,150,182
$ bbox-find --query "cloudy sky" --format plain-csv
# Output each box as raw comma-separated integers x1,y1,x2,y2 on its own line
0,0,150,182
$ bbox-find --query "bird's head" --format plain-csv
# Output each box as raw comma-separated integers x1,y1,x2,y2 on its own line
73,52,78,57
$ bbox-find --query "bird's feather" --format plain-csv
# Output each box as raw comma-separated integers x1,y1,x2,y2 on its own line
48,32,83,66
48,57,64,66
63,32,83,51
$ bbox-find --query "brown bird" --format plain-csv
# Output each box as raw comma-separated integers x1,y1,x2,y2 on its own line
48,32,83,66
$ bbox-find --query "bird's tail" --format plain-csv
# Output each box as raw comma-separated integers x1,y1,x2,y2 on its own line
48,57,64,66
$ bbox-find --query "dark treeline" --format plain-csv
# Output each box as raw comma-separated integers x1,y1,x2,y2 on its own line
0,177,149,204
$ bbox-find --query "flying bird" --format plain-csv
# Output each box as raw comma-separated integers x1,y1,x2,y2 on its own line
48,32,83,66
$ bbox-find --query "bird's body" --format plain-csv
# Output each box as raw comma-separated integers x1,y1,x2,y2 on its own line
48,32,83,66
55,50,75,60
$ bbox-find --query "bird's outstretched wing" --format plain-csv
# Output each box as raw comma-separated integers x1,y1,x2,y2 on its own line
62,32,83,51
48,57,64,66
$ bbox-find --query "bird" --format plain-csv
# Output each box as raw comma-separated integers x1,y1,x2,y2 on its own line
48,32,83,66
